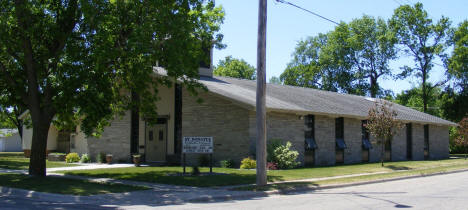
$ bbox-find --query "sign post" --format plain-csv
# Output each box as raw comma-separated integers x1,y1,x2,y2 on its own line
182,137,213,175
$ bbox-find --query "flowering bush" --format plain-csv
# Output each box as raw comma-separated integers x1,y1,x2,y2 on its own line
267,162,278,170
240,157,256,169
273,141,299,169
65,153,80,163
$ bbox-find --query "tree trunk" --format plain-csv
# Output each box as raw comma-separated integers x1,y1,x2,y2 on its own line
28,117,53,176
370,75,377,98
422,71,428,113
381,139,385,167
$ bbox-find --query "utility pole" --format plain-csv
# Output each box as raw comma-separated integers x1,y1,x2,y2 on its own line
256,0,267,186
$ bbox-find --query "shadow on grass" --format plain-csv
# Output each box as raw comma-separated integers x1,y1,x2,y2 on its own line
0,159,29,170
65,170,285,187
384,165,412,171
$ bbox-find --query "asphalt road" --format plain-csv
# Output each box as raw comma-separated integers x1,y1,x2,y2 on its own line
1,171,467,210
146,171,468,210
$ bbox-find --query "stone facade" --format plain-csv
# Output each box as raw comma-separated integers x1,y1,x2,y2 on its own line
182,91,250,167
429,125,449,160
315,115,336,166
343,118,362,164
392,126,407,161
249,111,305,164
87,112,131,162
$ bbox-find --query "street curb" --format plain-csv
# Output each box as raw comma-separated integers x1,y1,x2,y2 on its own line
188,168,468,203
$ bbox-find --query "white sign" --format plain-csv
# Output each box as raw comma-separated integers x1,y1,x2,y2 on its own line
183,137,213,154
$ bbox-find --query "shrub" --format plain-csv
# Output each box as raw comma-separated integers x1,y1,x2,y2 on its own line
240,157,256,169
65,153,80,163
273,141,299,169
96,153,106,163
267,139,283,162
220,159,235,168
267,162,278,170
80,154,91,163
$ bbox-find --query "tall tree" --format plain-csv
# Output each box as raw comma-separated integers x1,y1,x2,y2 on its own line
390,3,451,113
332,15,397,98
447,20,468,89
0,0,224,176
213,56,256,80
366,101,403,166
280,33,355,92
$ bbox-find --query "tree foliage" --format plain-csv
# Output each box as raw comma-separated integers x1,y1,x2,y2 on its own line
366,101,403,166
0,0,224,176
394,84,443,117
448,20,468,89
281,16,396,98
268,76,281,85
455,115,468,159
213,56,256,80
389,3,451,113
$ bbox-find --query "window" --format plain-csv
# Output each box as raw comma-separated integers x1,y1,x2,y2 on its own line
335,117,345,164
424,125,429,160
406,123,412,160
304,115,316,151
361,120,372,149
304,115,316,166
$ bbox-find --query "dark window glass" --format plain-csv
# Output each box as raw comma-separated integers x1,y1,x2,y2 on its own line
424,124,429,159
406,123,412,160
149,130,153,141
335,117,344,139
305,115,316,151
361,120,372,150
424,125,429,149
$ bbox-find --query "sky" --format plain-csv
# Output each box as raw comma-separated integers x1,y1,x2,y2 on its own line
212,0,468,95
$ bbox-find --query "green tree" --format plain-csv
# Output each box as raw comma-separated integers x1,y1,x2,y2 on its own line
280,33,355,92
334,15,397,98
390,3,452,113
394,84,443,117
366,101,404,166
0,0,223,176
268,76,281,85
448,20,468,89
213,56,256,80
455,115,468,159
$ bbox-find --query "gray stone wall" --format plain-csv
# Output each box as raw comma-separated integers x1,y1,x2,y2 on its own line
392,126,407,161
369,134,382,163
87,112,131,162
344,118,362,164
182,91,250,167
315,115,335,166
248,111,305,165
412,124,425,161
429,125,449,159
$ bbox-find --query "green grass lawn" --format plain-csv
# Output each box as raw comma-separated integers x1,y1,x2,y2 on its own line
0,152,79,170
0,173,149,195
61,158,468,187
236,163,468,191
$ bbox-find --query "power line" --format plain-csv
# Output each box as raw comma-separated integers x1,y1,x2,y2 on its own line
275,0,339,25
392,0,402,6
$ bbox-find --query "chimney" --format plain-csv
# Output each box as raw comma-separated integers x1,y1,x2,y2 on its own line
198,45,213,77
